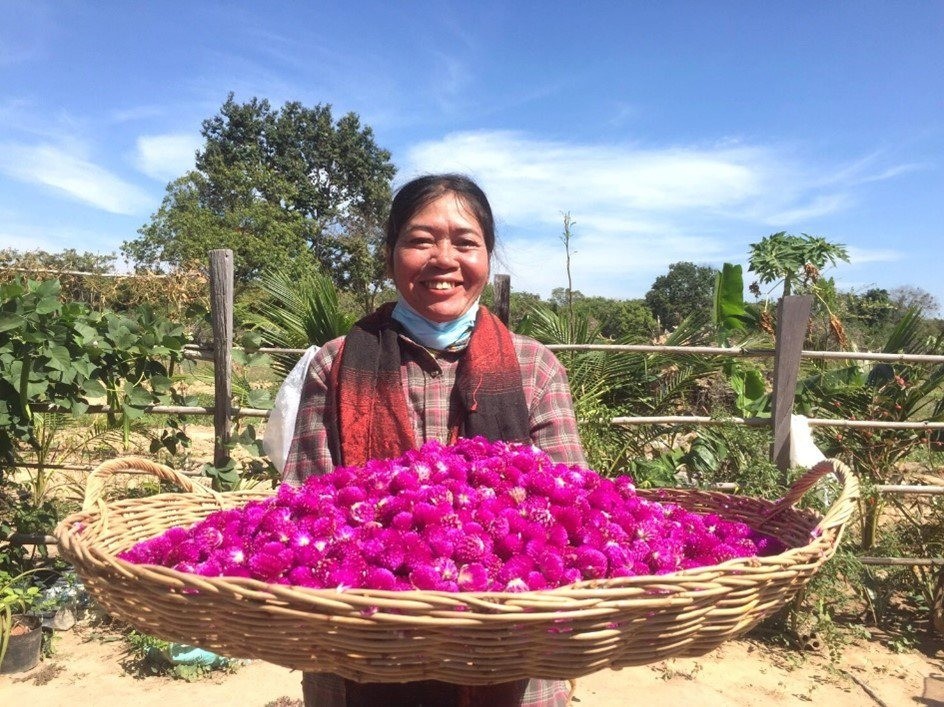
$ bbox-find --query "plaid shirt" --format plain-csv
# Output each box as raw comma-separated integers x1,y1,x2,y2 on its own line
285,329,585,707
282,331,586,484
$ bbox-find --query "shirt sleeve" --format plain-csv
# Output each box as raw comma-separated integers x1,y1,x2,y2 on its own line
281,338,343,486
514,335,587,467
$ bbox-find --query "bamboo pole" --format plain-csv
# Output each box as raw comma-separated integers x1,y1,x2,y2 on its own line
182,343,944,365
209,249,234,468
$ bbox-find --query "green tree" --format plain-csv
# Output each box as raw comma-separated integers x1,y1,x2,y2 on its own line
748,232,849,298
124,94,396,291
0,248,115,275
644,261,716,329
889,285,940,319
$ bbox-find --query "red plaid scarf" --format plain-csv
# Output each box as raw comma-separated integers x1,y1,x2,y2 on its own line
326,303,530,466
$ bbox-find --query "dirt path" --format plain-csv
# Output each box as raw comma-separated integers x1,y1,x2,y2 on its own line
3,621,942,706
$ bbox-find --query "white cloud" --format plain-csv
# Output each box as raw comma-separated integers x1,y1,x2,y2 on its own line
134,133,202,182
763,194,852,226
0,142,153,215
403,131,924,299
846,246,902,265
405,131,857,296
403,131,815,244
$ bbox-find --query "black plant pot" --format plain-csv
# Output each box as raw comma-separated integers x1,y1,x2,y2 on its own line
1,614,43,674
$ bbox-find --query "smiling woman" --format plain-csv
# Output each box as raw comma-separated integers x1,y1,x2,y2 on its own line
282,173,586,707
388,189,490,324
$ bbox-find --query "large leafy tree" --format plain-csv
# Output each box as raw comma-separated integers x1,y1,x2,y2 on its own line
124,95,396,289
644,261,716,329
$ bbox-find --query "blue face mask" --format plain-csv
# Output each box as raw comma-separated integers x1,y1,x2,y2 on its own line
391,298,479,351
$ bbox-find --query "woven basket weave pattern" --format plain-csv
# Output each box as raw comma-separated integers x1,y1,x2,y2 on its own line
55,457,858,684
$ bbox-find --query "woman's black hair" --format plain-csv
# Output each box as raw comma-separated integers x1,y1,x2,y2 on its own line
385,174,495,254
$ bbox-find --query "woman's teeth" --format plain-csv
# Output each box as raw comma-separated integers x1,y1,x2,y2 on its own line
428,282,455,290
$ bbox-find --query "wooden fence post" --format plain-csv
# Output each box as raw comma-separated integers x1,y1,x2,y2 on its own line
771,294,813,473
493,274,510,326
209,249,234,468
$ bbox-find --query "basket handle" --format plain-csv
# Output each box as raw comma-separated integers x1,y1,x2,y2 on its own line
763,458,860,536
82,456,214,513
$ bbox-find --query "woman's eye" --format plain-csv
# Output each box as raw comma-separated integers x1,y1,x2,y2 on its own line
406,237,434,247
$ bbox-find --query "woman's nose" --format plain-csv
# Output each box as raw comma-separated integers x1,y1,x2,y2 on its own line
429,241,459,267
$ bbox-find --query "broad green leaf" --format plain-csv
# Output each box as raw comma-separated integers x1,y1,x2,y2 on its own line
246,388,272,408
46,344,72,372
0,313,24,333
35,295,61,315
82,379,107,398
123,382,153,406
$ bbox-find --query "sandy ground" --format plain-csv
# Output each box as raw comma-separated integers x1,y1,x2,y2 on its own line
2,621,942,707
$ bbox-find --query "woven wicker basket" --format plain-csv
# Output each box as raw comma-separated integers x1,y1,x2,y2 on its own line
55,456,857,684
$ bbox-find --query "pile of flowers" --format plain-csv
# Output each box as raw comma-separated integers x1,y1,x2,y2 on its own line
119,438,784,592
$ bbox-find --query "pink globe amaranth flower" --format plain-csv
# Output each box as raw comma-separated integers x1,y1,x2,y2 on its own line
409,565,442,590
193,525,224,550
545,525,569,548
522,500,554,528
526,571,549,591
498,555,535,584
349,500,378,524
494,531,524,559
390,467,421,492
454,533,488,564
166,538,203,565
470,466,501,489
365,566,398,590
572,546,608,580
413,501,444,527
337,485,367,507
287,565,318,588
432,557,459,583
426,525,460,557
524,468,556,496
483,513,510,538
390,509,416,531
247,553,288,582
587,485,620,512
329,467,356,489
213,546,247,572
504,577,530,593
553,506,583,536
193,557,222,576
535,549,565,582
603,541,630,568
163,526,190,544
457,562,490,591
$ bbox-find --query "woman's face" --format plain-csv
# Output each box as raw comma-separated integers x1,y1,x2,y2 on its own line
389,192,490,323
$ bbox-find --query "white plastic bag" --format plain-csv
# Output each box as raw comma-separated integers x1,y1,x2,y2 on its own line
789,414,832,505
263,345,319,473
789,414,827,469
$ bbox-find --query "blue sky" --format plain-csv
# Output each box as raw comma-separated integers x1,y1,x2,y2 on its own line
1,2,942,311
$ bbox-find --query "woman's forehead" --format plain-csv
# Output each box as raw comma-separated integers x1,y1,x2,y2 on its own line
403,193,483,231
